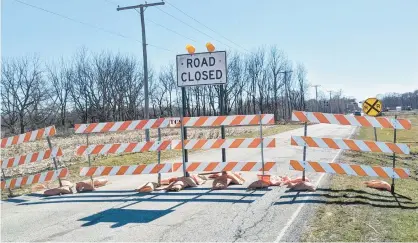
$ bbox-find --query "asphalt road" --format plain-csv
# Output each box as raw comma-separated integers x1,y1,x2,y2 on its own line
1,123,354,242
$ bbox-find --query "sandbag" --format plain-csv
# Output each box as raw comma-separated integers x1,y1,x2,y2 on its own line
212,176,232,190
44,186,73,196
76,181,94,192
269,175,283,186
287,181,316,191
93,178,108,188
32,184,48,192
225,172,245,185
190,174,206,185
59,180,73,187
208,173,222,179
136,182,158,193
160,177,177,185
364,180,391,192
248,180,269,189
167,180,187,192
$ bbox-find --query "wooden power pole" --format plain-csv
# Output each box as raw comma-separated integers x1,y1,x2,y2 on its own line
117,1,165,141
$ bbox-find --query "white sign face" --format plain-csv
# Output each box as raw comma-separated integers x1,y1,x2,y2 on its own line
176,51,227,87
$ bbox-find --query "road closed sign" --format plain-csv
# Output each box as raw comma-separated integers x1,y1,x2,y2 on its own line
176,51,227,87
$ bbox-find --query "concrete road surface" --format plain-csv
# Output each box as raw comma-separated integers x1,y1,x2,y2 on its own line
1,123,354,242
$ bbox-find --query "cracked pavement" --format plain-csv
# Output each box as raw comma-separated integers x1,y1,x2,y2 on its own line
1,123,354,242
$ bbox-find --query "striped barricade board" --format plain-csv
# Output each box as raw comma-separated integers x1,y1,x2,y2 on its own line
1,126,56,148
172,138,276,150
79,163,173,177
1,168,69,190
74,118,175,134
291,136,409,154
75,141,172,156
1,147,63,168
176,114,274,127
289,160,410,179
74,114,275,134
172,161,278,172
292,111,411,130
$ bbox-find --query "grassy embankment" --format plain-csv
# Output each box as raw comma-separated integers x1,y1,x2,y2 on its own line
302,115,418,242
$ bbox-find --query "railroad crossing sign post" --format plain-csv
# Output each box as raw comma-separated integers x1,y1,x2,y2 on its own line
177,49,227,176
362,97,383,141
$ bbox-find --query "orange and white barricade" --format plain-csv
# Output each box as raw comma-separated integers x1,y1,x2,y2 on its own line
289,110,413,192
75,141,171,156
79,163,173,177
0,126,66,193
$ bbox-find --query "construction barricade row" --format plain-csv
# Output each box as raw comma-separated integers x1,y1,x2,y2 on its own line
1,125,66,194
1,168,69,190
291,136,410,154
290,110,413,193
292,111,411,130
289,160,410,179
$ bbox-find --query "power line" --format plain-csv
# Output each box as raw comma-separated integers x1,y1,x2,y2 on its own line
13,0,174,53
132,9,197,43
155,6,234,50
165,0,249,53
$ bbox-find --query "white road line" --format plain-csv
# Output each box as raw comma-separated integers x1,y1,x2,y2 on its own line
275,126,357,242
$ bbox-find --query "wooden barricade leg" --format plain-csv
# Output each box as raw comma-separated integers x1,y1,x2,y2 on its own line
46,136,62,187
86,134,94,187
157,127,161,186
2,170,13,197
302,122,308,181
391,115,397,194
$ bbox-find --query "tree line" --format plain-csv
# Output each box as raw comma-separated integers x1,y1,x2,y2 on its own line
3,46,410,136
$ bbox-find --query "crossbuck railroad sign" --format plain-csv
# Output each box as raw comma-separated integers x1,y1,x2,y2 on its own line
362,97,382,117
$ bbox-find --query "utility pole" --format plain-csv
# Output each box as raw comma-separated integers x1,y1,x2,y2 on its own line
312,85,320,111
328,90,333,113
279,70,293,119
117,1,165,141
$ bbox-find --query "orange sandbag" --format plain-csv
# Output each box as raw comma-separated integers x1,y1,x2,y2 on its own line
160,177,177,185
190,174,206,185
167,180,187,191
76,181,94,192
208,173,222,179
93,178,108,188
60,180,73,187
225,171,245,185
212,175,232,190
136,182,158,192
44,186,73,196
248,180,269,189
269,175,283,186
364,180,391,192
32,184,48,192
287,181,316,191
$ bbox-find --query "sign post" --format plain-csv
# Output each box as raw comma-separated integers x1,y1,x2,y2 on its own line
362,97,383,141
177,50,227,170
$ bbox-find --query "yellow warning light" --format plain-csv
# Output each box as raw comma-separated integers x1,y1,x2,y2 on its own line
206,42,215,52
186,44,195,54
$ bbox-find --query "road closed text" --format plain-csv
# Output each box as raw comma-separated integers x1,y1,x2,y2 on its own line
177,51,227,87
